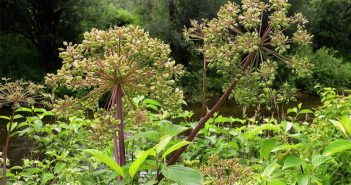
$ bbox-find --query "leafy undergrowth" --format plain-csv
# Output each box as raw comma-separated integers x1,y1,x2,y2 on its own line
0,88,350,185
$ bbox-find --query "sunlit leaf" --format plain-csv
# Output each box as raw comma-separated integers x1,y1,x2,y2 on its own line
161,165,203,185
282,156,306,170
323,140,351,156
156,135,173,154
268,179,286,185
0,116,10,120
162,141,191,159
83,149,125,177
143,99,161,107
271,143,304,153
13,114,24,119
300,109,313,114
246,124,281,139
128,131,160,142
297,174,308,185
312,155,331,169
260,139,278,160
41,173,54,185
129,149,151,178
15,107,32,113
159,121,189,137
287,108,298,114
262,163,280,178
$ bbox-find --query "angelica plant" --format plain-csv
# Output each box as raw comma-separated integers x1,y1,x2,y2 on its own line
157,0,313,182
0,78,48,185
184,0,312,108
46,25,184,181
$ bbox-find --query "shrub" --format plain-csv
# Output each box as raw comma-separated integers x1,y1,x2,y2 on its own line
294,47,351,92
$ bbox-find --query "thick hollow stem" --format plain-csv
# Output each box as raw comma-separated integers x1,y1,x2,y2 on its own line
2,110,15,185
173,78,238,161
201,57,207,118
109,87,120,183
2,134,10,185
116,84,126,166
155,53,254,183
155,78,240,183
110,87,119,163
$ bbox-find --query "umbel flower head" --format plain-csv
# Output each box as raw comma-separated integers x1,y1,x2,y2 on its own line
0,78,48,109
184,0,313,107
46,25,184,118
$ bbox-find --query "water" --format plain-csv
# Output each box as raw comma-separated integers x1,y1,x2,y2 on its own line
186,93,321,120
0,93,321,166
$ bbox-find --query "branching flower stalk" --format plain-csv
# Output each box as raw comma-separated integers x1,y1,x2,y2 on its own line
157,0,312,183
46,26,185,182
0,78,47,185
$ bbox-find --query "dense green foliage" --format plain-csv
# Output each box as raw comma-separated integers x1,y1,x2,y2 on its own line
1,87,350,184
294,47,351,92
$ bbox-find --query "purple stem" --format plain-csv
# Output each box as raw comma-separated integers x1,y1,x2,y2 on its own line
155,53,255,183
115,84,126,166
2,110,15,185
109,87,121,183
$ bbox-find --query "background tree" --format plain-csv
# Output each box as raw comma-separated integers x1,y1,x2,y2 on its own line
0,0,139,79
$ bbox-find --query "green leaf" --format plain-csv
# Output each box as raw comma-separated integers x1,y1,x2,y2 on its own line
162,141,191,159
13,114,24,119
300,109,313,114
41,172,54,185
297,174,308,185
340,116,351,136
129,149,151,178
54,162,66,174
145,180,157,185
156,135,173,154
143,99,161,107
39,111,55,119
129,131,160,142
159,121,189,137
34,108,46,113
311,155,331,169
330,119,347,137
10,166,22,170
133,95,145,106
271,143,303,153
15,107,32,113
287,107,298,114
33,119,43,131
262,163,280,178
282,156,306,170
0,116,10,120
323,140,351,156
83,149,125,177
260,139,278,161
146,104,159,111
246,124,281,139
268,179,286,185
214,116,232,123
161,165,203,185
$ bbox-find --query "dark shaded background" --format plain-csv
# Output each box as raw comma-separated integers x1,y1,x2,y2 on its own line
0,0,350,99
